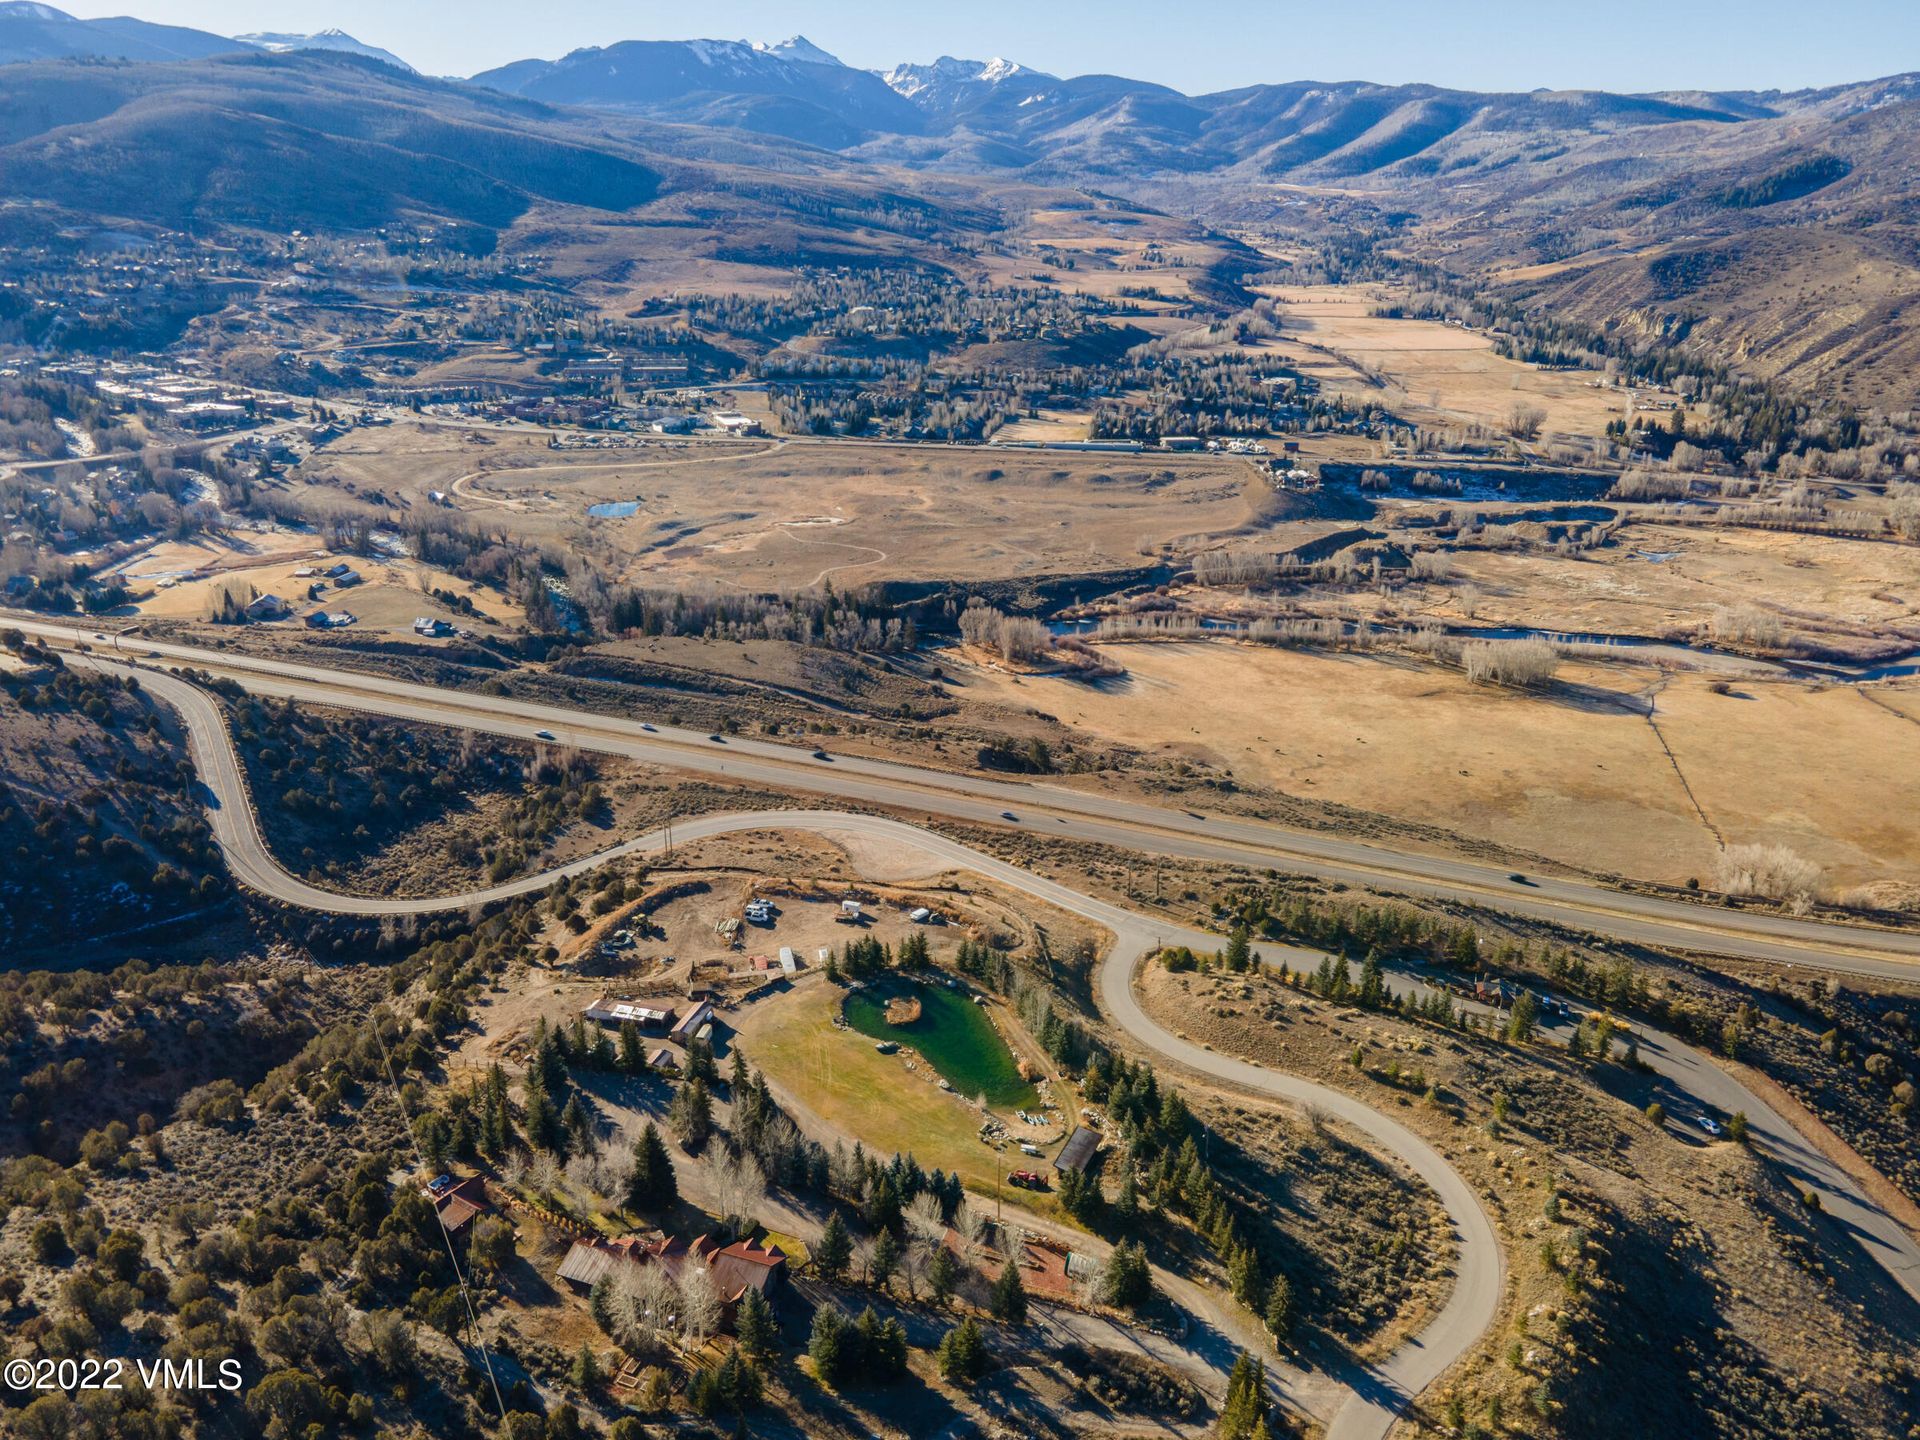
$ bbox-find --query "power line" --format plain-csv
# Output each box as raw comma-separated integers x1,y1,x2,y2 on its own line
370,1011,509,1426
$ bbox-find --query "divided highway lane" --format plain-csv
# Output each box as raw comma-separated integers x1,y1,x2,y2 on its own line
54,659,1920,1435
19,616,1920,978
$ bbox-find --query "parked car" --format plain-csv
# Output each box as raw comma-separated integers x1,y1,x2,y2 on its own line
1008,1169,1049,1190
1695,1114,1723,1137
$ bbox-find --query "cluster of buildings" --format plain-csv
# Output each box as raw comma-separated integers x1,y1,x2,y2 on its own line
41,359,299,433
555,1232,790,1327
582,989,716,1052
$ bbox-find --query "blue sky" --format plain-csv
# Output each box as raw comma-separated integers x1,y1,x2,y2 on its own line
59,0,1920,92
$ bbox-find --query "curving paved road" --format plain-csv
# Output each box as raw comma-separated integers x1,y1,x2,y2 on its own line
19,616,1920,979
109,660,1495,1438
59,657,1920,1436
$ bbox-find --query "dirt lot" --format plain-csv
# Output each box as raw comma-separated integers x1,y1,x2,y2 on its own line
946,638,1920,891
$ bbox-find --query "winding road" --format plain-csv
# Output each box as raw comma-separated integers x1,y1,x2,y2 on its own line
18,617,1920,978
13,622,1920,1437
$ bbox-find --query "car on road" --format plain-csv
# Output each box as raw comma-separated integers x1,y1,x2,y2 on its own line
640,722,656,732
708,733,724,743
1000,810,1019,821
811,748,830,760
533,729,555,740
1695,1114,1723,1137
1508,872,1532,885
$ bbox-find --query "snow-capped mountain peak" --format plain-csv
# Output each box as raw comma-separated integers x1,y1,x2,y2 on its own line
236,28,415,72
882,53,1048,99
753,34,844,68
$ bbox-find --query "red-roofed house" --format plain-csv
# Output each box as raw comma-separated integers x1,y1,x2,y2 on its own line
554,1231,788,1326
427,1175,493,1235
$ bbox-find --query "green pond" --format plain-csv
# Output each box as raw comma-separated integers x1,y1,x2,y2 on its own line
843,981,1037,1111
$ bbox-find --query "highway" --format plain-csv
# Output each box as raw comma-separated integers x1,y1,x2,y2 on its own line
15,615,1920,978
33,648,1919,1439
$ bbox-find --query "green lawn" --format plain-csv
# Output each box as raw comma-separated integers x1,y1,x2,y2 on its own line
738,980,1052,1210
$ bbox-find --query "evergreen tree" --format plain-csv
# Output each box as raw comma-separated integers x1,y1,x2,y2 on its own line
870,1229,901,1292
618,1021,645,1073
928,1244,960,1305
1228,1244,1263,1308
1058,1167,1104,1226
531,1019,568,1094
1359,948,1387,1008
815,1212,853,1283
808,1306,852,1387
1102,1239,1153,1309
562,1093,597,1157
1263,1273,1294,1346
570,1344,602,1392
1217,1351,1267,1440
523,1074,563,1154
937,1316,989,1383
683,1036,718,1084
989,1256,1028,1325
1506,990,1538,1043
669,1077,713,1149
1223,923,1252,973
626,1122,678,1213
736,1288,778,1362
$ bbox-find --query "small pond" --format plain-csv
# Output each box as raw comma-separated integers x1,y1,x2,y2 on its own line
844,981,1036,1110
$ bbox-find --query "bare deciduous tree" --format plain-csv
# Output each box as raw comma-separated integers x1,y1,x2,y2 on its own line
704,1147,767,1238
906,1192,947,1248
1460,637,1559,688
1506,404,1547,441
610,1264,679,1356
1714,843,1823,909
678,1262,722,1347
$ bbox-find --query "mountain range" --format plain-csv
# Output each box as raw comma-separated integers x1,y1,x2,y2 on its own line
0,3,409,70
1,10,1918,404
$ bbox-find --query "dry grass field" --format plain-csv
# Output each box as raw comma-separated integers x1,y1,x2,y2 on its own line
315,424,1269,589
1412,522,1920,641
949,639,1920,891
1247,283,1628,443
